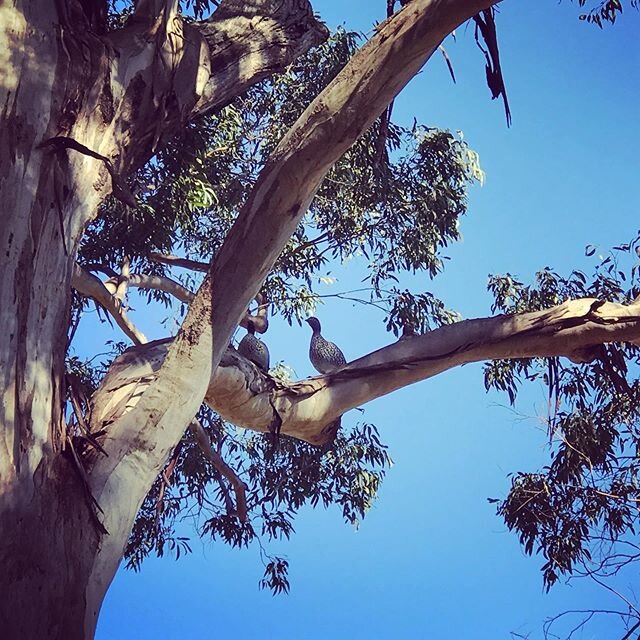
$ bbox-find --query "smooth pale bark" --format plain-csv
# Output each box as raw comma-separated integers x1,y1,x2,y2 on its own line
91,297,640,446
0,1,326,637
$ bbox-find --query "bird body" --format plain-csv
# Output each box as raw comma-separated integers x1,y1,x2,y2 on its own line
399,324,417,341
237,321,270,371
305,316,346,374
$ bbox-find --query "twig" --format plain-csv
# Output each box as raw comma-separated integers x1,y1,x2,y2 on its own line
438,44,456,83
189,421,248,522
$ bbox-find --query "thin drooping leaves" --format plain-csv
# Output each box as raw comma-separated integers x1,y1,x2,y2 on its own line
78,30,481,333
486,233,640,592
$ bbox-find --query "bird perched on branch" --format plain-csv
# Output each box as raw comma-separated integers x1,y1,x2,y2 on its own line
237,320,270,371
305,316,347,374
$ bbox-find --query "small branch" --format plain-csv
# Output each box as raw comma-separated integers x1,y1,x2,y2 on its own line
188,421,247,522
282,231,331,261
114,256,131,304
67,383,108,457
72,264,148,345
106,273,195,304
438,44,456,83
149,252,209,272
155,442,182,534
588,573,640,617
543,609,637,640
82,263,119,279
126,264,265,327
620,620,640,640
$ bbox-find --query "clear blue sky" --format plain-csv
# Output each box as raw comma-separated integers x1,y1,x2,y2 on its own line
93,2,640,638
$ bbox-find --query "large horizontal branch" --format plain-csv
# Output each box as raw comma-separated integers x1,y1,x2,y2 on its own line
90,297,640,447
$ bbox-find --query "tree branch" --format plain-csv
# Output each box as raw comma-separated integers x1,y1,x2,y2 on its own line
91,297,640,447
149,252,209,273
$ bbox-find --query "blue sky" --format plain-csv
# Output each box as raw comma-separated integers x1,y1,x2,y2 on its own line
93,2,640,639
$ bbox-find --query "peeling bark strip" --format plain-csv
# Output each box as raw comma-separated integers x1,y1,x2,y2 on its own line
91,298,640,447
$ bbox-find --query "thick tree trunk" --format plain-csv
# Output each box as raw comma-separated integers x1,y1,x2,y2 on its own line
0,1,326,637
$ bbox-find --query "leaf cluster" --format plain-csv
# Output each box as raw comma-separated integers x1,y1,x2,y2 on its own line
485,233,640,591
124,409,392,593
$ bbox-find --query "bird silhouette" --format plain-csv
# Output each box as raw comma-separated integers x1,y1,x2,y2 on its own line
399,324,417,341
237,320,270,371
305,317,346,374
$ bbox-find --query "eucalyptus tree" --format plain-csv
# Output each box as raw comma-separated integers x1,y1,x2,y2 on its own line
1,1,638,639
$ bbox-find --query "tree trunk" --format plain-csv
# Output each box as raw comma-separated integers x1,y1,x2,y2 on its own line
0,0,498,636
0,1,326,636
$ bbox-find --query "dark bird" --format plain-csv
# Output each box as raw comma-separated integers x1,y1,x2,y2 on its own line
237,320,270,371
399,324,417,341
305,317,347,374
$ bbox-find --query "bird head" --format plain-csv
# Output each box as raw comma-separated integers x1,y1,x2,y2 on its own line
305,316,321,333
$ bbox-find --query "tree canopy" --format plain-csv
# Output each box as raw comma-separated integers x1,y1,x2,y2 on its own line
1,1,639,638
88,5,640,635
